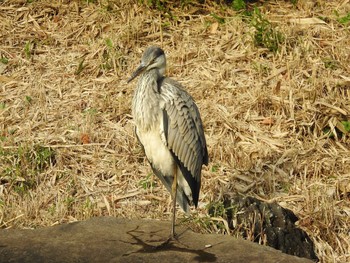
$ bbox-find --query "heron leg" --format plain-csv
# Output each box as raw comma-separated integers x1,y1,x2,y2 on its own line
171,165,178,238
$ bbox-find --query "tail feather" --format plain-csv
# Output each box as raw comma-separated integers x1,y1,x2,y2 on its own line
150,164,191,213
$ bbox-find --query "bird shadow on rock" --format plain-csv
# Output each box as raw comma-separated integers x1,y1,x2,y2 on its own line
121,226,217,262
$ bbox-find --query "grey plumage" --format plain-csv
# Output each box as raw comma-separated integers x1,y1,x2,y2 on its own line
128,46,208,225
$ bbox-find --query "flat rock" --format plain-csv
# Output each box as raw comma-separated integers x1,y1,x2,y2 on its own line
0,217,313,263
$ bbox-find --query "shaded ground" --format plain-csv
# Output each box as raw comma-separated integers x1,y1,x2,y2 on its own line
209,194,318,261
0,217,313,263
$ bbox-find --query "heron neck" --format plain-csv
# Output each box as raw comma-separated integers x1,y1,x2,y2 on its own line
132,69,162,130
141,68,163,93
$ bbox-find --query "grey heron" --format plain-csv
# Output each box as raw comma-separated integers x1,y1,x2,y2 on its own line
127,46,208,238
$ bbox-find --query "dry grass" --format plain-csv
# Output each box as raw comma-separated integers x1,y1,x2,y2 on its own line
1,0,349,262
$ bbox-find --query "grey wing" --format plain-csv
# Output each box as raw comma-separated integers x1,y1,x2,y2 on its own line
160,79,208,206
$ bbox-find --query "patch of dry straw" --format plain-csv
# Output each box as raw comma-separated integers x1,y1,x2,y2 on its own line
0,0,349,262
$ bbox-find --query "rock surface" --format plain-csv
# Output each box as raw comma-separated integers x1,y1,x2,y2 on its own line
0,217,314,263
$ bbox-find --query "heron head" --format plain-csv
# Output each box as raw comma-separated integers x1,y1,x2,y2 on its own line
127,46,166,83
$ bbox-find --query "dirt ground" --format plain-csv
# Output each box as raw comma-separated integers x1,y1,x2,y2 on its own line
0,0,349,262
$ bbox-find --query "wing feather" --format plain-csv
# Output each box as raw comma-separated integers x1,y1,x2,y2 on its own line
159,78,208,206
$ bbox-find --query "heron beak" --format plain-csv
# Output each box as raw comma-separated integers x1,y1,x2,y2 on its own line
127,64,146,83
